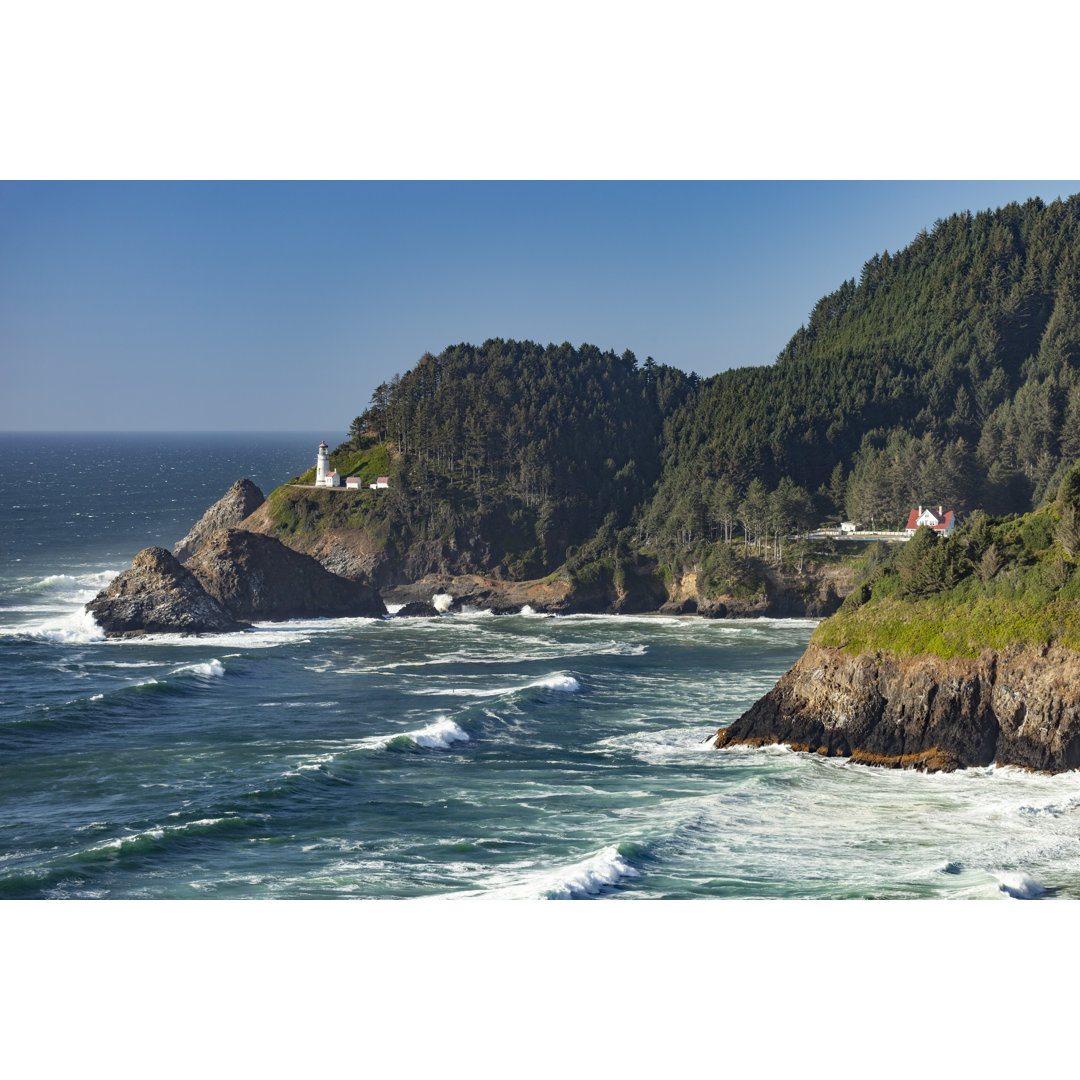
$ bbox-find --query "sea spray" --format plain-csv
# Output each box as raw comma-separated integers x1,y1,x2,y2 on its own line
407,716,470,749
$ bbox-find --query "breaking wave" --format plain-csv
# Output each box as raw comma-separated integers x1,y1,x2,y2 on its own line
401,717,470,750
995,871,1053,899
171,659,226,678
408,672,582,699
456,843,643,899
8,608,107,643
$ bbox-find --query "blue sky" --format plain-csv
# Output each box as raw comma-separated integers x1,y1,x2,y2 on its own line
2,180,1079,432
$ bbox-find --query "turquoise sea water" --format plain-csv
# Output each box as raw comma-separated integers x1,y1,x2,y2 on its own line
3,433,1080,900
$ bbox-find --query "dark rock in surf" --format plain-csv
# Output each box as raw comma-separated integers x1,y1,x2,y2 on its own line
85,546,246,637
395,601,442,617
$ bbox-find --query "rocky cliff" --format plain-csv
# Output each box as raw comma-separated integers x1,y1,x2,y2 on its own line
184,528,386,622
174,478,266,563
242,487,853,617
712,642,1080,773
86,547,247,637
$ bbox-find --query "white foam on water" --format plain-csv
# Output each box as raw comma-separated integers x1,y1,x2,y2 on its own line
385,603,405,615
535,673,580,692
88,817,233,853
519,605,536,615
432,593,453,613
172,658,225,678
408,716,470,749
32,570,117,594
408,671,583,699
13,608,108,643
995,871,1049,899
348,716,473,753
597,726,716,763
458,844,641,900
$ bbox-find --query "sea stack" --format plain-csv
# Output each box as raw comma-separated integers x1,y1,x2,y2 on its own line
173,478,266,564
85,546,247,637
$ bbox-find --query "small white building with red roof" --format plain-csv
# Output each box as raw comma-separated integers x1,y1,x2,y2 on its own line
906,505,956,537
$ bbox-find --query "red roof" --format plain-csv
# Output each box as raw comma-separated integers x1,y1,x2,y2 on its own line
906,508,953,531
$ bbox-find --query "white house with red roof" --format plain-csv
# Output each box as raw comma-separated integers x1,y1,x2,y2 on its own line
905,505,956,537
368,476,389,490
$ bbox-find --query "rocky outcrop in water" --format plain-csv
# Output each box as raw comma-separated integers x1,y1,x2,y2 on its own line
183,528,386,622
87,527,386,636
712,642,1080,773
85,547,246,637
394,600,442,617
174,479,266,564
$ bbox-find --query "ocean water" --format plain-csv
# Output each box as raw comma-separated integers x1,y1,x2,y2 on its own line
3,433,1080,900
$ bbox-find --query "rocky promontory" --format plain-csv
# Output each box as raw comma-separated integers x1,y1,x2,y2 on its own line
712,642,1080,772
174,478,266,564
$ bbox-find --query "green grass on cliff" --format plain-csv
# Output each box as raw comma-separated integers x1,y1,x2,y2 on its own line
814,594,1080,659
815,463,1080,659
292,442,392,487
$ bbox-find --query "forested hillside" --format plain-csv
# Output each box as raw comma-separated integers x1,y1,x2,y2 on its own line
318,340,693,577
646,194,1080,546
312,193,1080,585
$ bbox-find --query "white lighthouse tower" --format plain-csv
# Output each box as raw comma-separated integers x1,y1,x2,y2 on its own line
316,441,330,485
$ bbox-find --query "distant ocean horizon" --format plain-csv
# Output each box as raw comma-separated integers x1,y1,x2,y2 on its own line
3,432,1079,899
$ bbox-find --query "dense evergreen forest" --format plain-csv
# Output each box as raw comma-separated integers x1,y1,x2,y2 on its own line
648,194,1080,545
328,193,1080,582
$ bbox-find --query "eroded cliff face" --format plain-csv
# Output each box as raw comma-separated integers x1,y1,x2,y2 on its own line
174,479,266,564
713,643,1080,773
182,528,386,622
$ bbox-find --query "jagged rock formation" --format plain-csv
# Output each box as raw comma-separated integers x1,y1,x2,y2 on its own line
713,643,1080,773
85,547,247,637
174,479,266,563
87,523,387,637
184,528,386,622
